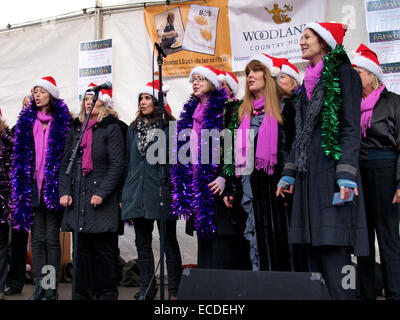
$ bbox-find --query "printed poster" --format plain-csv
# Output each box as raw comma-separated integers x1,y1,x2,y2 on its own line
78,38,113,112
365,0,400,93
144,0,230,77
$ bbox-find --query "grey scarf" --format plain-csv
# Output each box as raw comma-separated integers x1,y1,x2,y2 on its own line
136,118,157,157
294,81,325,172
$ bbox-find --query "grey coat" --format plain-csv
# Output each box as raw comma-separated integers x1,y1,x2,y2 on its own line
59,115,124,233
121,125,174,221
282,62,369,256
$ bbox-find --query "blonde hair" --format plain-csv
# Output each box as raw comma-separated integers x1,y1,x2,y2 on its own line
22,95,32,109
368,71,381,90
239,60,285,124
0,119,7,133
78,98,119,123
280,74,299,95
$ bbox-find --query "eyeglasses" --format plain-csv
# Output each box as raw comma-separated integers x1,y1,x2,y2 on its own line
190,76,207,83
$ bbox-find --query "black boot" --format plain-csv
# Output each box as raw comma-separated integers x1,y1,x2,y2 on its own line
27,279,44,301
42,289,58,300
134,278,158,300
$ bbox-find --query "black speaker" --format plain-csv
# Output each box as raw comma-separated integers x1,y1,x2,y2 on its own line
177,268,331,300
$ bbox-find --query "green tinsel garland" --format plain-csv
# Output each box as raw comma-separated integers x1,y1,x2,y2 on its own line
320,45,347,161
222,99,241,177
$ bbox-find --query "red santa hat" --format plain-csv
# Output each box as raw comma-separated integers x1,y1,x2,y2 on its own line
86,83,113,108
137,80,172,114
218,70,239,96
189,65,221,89
32,76,59,99
351,43,383,81
280,60,301,85
305,22,347,50
249,53,288,78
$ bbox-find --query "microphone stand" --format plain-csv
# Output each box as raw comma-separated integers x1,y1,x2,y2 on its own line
65,91,99,299
155,43,166,300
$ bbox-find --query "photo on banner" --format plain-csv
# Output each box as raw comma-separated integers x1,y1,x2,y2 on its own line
78,38,113,114
144,0,231,77
228,0,327,71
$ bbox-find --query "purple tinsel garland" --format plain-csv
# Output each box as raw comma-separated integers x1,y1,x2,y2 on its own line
11,99,70,231
171,89,228,237
0,128,13,225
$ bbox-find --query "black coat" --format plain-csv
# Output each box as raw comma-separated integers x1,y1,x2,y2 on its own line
359,89,400,186
282,63,369,256
59,115,125,233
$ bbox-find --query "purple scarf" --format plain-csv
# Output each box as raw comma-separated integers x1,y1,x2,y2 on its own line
304,58,324,100
360,85,386,138
80,119,98,176
33,111,53,197
235,97,278,175
190,101,206,164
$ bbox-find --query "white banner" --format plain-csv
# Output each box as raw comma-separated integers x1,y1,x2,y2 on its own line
365,0,400,93
228,0,327,71
78,38,113,113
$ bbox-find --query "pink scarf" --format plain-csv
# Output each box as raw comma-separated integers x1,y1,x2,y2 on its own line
80,119,98,176
33,111,53,197
304,58,324,100
235,97,278,175
360,85,386,138
190,101,206,164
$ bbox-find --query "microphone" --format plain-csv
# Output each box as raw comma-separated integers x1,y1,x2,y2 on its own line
154,42,167,57
86,81,112,92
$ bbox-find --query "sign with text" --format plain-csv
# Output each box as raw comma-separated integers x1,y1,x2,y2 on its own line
365,0,400,93
78,38,113,112
144,0,231,77
228,0,327,71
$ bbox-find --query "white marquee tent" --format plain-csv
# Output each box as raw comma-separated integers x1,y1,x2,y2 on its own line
0,0,371,265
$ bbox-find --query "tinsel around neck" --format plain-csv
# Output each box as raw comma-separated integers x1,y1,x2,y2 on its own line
11,100,70,231
170,89,228,238
320,45,347,161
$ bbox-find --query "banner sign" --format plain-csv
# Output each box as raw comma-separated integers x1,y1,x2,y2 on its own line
365,0,400,93
78,38,113,112
144,0,231,77
228,0,327,71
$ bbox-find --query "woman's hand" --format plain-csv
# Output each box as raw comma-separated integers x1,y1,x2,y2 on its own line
223,195,234,208
208,176,226,196
91,195,103,207
392,189,400,204
60,195,72,207
276,185,294,198
340,186,358,200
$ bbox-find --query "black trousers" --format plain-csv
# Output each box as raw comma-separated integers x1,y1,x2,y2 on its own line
6,227,28,291
31,202,62,282
0,223,9,292
74,232,119,300
307,245,355,300
133,218,182,297
359,162,400,300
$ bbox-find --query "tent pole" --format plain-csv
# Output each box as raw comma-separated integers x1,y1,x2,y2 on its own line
95,0,103,40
